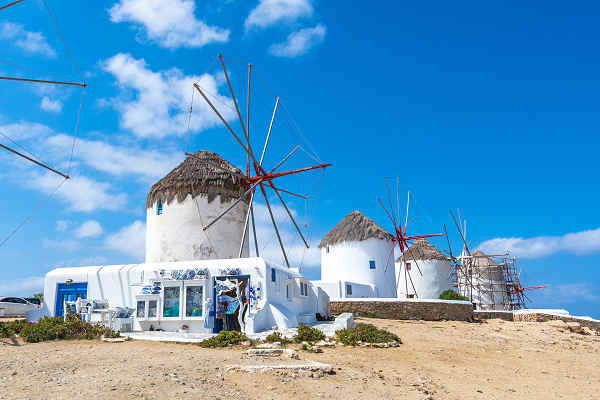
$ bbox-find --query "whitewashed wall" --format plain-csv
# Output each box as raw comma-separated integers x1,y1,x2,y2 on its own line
146,193,249,263
395,259,452,299
312,280,375,299
321,238,396,298
43,258,326,334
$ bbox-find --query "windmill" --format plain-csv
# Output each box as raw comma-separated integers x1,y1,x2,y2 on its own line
447,209,545,310
378,177,443,298
0,0,86,248
186,54,332,268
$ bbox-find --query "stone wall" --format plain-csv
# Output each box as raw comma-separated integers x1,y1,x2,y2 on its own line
474,310,514,321
330,300,474,321
513,312,600,331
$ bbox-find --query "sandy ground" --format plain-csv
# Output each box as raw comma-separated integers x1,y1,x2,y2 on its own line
1,317,600,400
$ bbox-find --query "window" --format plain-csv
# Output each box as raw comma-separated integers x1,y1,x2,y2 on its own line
345,284,352,296
157,201,163,215
163,287,180,317
271,268,276,282
300,282,308,297
326,246,330,253
369,260,376,269
185,286,203,317
136,301,145,318
286,282,291,299
406,262,411,271
148,300,157,318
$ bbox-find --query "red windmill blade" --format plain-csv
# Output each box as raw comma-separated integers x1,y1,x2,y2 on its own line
189,54,332,268
379,178,443,298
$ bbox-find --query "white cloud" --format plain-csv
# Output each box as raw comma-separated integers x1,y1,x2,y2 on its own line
477,227,600,259
245,0,313,30
269,24,326,57
0,22,56,57
75,220,103,238
40,97,63,113
109,0,229,48
42,238,81,252
30,173,127,212
105,220,146,260
46,134,179,182
101,53,235,138
56,220,70,232
0,121,53,141
0,276,44,296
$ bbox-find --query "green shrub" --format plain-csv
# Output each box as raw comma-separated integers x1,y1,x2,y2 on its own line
198,330,248,348
265,331,290,345
294,323,325,343
0,319,28,338
439,290,470,301
1,315,120,343
336,323,401,346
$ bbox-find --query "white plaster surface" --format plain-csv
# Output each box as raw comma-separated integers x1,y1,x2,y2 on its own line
320,238,396,298
43,257,327,334
395,259,452,299
146,193,249,263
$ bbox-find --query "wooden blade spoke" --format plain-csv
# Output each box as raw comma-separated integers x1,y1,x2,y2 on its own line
203,179,263,231
269,145,300,173
260,183,290,267
0,143,69,179
267,181,309,248
0,76,86,87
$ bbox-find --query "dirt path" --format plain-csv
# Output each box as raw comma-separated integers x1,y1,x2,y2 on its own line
1,318,599,399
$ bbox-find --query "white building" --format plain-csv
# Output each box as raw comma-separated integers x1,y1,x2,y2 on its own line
395,238,452,299
43,258,329,334
42,151,330,334
145,150,248,263
312,211,396,298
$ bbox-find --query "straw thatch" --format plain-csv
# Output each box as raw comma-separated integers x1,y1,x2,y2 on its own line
397,238,447,261
318,210,394,248
146,150,245,209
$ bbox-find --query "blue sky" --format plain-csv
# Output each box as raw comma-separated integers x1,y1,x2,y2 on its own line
0,1,598,318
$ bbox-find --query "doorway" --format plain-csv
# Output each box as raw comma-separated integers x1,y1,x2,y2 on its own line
213,275,249,333
55,282,87,316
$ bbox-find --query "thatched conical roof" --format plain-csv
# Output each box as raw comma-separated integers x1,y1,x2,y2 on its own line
318,210,394,248
146,150,245,208
397,238,447,261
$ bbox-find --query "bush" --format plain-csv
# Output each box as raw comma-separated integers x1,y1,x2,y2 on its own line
357,312,379,318
336,323,401,346
1,315,120,343
294,323,325,343
198,330,248,348
439,290,470,301
265,331,290,345
0,319,28,338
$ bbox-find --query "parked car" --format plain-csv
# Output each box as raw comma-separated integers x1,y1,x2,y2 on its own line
0,296,36,316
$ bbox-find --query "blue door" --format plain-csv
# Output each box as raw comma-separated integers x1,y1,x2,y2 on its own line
55,282,88,316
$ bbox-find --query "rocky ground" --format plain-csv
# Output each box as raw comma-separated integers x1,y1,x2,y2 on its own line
1,317,599,400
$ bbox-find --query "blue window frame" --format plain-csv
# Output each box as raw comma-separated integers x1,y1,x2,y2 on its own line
369,260,376,269
157,201,163,215
271,268,276,282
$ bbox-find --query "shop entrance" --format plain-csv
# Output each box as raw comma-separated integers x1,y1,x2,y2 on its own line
55,282,87,316
213,275,250,333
